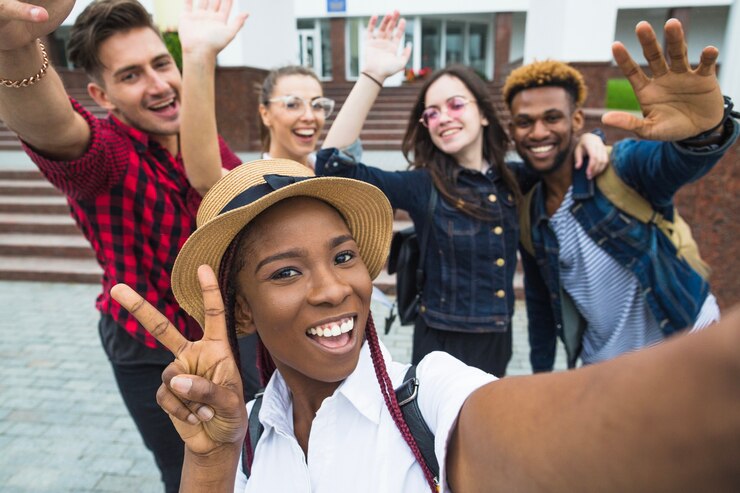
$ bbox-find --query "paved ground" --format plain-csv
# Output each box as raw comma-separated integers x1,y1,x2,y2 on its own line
0,280,566,492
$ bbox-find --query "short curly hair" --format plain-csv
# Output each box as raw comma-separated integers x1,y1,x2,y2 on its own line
503,60,587,109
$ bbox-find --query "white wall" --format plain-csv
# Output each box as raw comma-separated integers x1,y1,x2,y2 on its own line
218,0,298,68
295,0,529,18
720,0,740,98
524,0,618,62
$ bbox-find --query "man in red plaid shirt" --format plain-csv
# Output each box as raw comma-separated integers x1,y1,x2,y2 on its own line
0,1,242,491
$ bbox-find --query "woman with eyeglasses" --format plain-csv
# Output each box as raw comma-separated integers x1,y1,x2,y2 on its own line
317,12,608,376
178,3,335,199
257,66,335,169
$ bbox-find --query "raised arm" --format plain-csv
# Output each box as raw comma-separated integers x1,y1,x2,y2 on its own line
111,265,247,493
602,18,725,143
179,0,247,196
0,0,90,159
321,11,410,150
448,305,740,492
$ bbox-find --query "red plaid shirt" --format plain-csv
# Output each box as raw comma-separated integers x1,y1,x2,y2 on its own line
24,98,241,348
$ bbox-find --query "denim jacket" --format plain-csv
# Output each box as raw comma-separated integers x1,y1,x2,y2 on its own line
316,147,520,333
523,119,739,372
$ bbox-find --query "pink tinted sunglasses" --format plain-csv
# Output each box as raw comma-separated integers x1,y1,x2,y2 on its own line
419,96,475,128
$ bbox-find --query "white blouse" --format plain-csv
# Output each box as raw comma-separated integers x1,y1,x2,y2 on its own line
235,340,495,492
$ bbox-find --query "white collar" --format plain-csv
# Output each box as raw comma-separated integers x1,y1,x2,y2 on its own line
257,340,391,435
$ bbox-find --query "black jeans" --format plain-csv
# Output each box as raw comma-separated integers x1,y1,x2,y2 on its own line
98,314,183,493
412,316,512,377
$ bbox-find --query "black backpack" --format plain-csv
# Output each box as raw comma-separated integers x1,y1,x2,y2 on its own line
241,365,439,486
386,186,438,328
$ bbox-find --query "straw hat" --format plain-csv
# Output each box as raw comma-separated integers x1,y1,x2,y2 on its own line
172,158,393,328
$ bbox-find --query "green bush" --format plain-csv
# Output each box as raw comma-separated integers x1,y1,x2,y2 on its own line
605,78,640,111
162,31,182,73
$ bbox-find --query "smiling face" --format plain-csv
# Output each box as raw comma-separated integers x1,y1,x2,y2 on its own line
422,74,489,169
232,197,372,390
260,74,326,166
88,27,181,139
508,85,585,174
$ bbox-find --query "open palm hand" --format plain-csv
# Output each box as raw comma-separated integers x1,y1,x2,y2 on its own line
602,19,724,141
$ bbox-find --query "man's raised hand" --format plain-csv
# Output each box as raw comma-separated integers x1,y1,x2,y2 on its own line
602,19,724,142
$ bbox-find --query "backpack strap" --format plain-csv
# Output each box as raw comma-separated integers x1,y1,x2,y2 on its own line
595,164,710,279
396,365,440,486
416,185,438,296
519,186,537,257
242,390,265,479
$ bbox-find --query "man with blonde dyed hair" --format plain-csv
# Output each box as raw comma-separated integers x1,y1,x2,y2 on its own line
505,19,738,372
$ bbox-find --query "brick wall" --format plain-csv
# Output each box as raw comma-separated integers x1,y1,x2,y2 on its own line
674,140,739,309
214,66,269,152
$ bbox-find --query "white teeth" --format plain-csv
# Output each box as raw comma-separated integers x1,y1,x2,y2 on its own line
150,98,175,110
294,129,315,136
307,318,354,337
531,145,554,153
440,129,459,137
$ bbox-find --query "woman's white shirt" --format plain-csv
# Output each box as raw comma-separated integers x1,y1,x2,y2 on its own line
235,340,495,492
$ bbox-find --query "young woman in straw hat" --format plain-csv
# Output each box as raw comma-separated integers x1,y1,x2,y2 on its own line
316,12,608,377
177,0,335,396
112,157,740,493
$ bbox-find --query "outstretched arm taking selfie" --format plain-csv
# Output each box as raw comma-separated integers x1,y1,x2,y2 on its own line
111,265,247,493
321,11,410,150
0,0,90,159
179,0,247,196
448,305,740,492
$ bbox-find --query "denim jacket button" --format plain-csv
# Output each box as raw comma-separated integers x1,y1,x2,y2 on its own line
496,290,506,298
488,193,497,203
492,226,503,235
496,258,505,267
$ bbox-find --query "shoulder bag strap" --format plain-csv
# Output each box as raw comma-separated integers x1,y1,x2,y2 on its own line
242,391,265,479
396,365,440,485
416,185,438,293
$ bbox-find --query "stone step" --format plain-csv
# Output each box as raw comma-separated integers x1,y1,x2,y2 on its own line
0,179,61,196
0,212,80,235
0,170,43,180
0,195,70,214
0,232,95,258
0,255,102,283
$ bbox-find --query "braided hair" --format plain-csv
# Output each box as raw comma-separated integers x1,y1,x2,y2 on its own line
217,218,437,492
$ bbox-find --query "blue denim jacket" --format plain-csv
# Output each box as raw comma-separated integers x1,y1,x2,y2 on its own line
316,147,520,333
523,120,739,372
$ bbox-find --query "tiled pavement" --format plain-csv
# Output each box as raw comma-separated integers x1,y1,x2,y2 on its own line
0,280,566,493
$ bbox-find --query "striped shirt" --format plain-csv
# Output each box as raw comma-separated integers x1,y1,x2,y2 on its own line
550,188,719,365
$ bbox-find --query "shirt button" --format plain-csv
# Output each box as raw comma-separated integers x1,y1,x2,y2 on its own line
493,226,503,235
496,290,505,298
496,258,505,267
488,194,497,203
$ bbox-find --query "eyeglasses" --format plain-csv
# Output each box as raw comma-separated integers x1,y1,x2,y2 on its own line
419,96,475,128
267,95,336,118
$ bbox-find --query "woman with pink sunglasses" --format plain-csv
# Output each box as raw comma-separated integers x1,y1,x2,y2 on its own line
317,12,608,376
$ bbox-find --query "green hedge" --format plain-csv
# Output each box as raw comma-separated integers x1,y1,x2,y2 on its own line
605,78,640,111
162,31,182,72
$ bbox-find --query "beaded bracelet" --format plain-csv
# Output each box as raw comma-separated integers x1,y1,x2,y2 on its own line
0,40,49,89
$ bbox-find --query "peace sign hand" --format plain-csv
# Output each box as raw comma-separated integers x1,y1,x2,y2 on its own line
111,265,247,456
362,11,411,82
602,19,724,142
